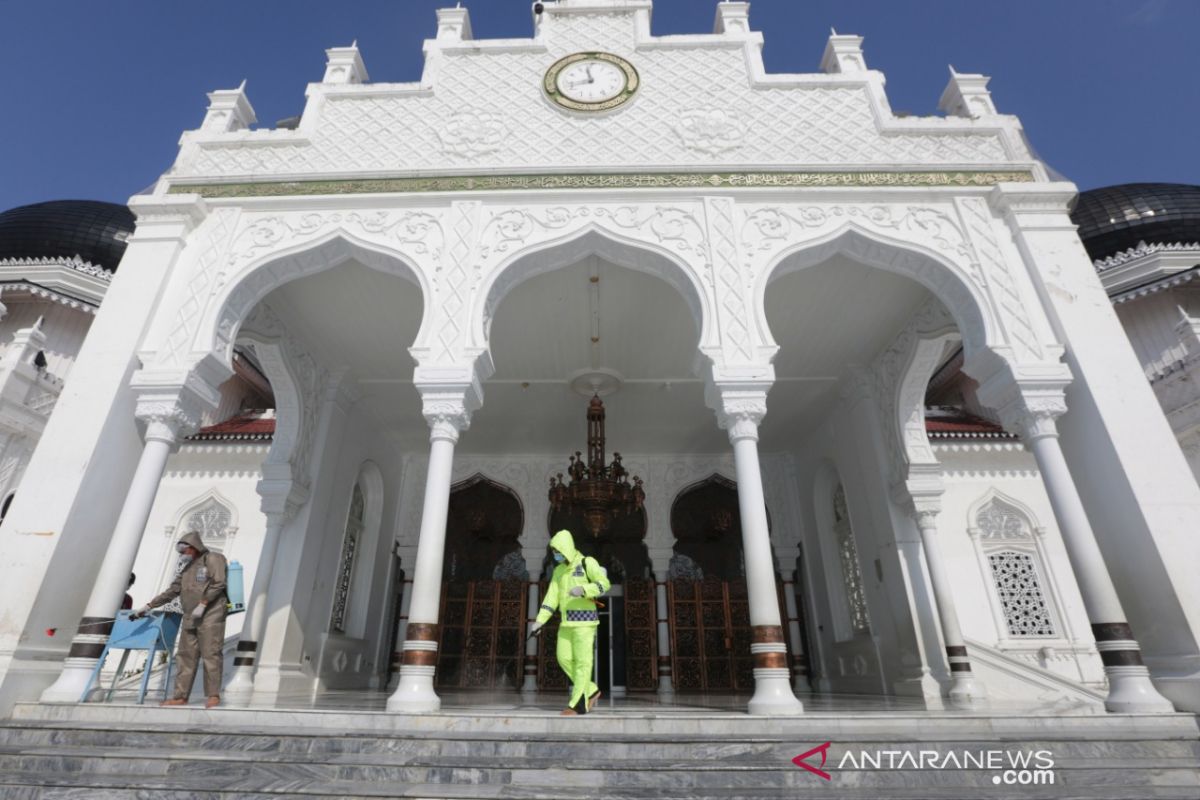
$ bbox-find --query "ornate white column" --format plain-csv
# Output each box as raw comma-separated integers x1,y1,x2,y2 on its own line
991,384,1174,713
385,545,416,692
776,556,810,694
710,380,803,715
649,551,674,698
224,487,304,704
520,550,543,695
40,375,215,703
387,382,479,713
910,505,988,709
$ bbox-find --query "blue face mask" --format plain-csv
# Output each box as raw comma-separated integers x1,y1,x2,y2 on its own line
553,552,565,563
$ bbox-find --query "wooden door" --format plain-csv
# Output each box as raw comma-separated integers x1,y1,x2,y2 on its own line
435,579,525,690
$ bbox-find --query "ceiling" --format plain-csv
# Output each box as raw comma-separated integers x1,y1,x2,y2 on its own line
759,256,933,448
253,253,937,455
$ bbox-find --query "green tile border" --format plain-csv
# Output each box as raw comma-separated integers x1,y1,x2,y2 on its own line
167,170,1035,198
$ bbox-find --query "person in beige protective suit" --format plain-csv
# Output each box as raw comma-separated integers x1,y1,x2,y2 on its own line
132,531,228,708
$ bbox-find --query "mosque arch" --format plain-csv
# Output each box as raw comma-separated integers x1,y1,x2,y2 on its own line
756,224,1002,366
473,225,713,366
200,231,431,370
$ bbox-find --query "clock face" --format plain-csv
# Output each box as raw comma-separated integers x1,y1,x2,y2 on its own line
544,52,639,112
556,59,627,104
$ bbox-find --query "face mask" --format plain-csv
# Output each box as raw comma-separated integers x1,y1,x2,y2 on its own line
175,543,190,554
553,553,565,563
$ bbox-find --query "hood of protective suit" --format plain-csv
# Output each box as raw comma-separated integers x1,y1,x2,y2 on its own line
178,531,208,556
549,529,580,562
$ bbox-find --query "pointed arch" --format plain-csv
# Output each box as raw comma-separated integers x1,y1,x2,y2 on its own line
171,488,240,541
756,223,1001,366
473,224,714,368
965,487,1076,644
445,472,525,581
199,231,431,369
966,488,1045,540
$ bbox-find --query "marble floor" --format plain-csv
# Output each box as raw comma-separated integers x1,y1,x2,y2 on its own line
82,687,1104,717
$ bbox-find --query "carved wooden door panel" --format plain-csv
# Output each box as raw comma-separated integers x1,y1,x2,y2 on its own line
435,579,524,690
535,580,570,691
623,578,657,691
669,577,790,692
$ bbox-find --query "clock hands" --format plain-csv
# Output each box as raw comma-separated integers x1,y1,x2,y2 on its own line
566,65,599,90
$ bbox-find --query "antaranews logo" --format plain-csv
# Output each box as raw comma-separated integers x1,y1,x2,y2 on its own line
792,743,1056,785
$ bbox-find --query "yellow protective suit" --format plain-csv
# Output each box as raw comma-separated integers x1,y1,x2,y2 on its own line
535,529,611,712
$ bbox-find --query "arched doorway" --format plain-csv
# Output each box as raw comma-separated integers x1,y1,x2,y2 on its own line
435,474,526,691
540,500,657,695
668,475,793,692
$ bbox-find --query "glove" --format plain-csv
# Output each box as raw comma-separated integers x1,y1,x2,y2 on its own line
191,604,206,622
569,586,585,597
129,606,150,621
530,621,544,636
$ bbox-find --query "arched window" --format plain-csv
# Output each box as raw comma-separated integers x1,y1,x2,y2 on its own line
184,497,234,549
159,493,237,614
969,492,1062,642
833,484,871,635
330,482,365,634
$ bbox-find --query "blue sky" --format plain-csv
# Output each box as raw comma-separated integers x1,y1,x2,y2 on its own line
1,0,1196,210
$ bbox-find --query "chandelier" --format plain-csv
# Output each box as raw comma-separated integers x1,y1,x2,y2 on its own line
549,395,645,537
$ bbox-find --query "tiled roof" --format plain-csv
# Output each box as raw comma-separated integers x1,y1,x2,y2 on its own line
189,407,1007,443
924,407,1014,439
189,410,275,442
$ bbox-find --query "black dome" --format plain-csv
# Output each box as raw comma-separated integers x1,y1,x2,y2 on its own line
1072,183,1200,262
0,200,135,272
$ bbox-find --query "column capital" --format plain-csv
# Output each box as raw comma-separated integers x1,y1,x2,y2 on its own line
912,507,941,531
131,355,228,446
414,365,484,444
716,394,767,443
705,371,773,444
974,361,1073,443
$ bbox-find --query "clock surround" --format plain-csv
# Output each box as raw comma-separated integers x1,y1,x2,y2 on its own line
543,51,640,113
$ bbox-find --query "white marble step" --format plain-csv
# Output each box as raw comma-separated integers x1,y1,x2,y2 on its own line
0,704,1195,799
12,701,1198,740
2,722,1199,764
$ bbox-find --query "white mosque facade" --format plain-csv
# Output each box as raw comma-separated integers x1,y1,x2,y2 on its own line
0,0,1197,720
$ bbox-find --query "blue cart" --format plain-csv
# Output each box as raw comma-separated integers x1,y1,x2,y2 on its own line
81,610,182,704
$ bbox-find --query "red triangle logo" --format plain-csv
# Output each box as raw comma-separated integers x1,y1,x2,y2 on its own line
792,741,833,780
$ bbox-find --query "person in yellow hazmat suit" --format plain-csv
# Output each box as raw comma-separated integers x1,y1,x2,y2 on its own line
530,529,611,715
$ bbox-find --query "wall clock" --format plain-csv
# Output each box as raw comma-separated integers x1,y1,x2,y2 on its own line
544,52,640,113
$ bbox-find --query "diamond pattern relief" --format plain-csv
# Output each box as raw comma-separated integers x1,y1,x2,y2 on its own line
179,15,1009,179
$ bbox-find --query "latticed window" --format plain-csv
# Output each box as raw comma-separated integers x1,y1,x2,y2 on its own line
987,550,1056,637
833,484,870,634
330,483,365,634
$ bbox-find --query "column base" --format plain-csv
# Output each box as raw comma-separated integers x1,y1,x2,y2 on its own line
520,675,539,694
222,666,256,707
387,665,441,713
39,659,97,704
747,668,804,715
656,675,674,699
1144,655,1200,713
947,674,989,710
1105,666,1176,713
